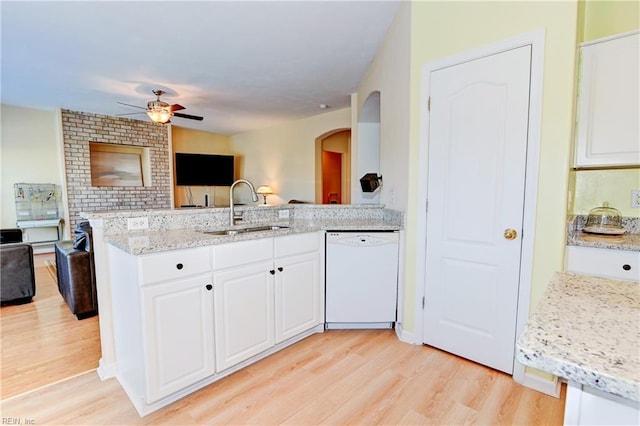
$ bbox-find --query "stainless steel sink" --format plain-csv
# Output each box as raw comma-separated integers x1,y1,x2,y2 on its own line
204,229,242,236
244,225,289,232
203,225,289,236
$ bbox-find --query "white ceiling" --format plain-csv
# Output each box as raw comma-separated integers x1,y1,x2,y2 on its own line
1,1,400,135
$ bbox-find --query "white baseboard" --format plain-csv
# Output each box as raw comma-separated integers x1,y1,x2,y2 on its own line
97,357,117,380
522,371,562,398
395,323,422,345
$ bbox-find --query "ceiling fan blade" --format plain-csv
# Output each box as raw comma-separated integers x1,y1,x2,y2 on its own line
170,104,185,112
116,112,146,116
117,101,146,110
173,112,204,121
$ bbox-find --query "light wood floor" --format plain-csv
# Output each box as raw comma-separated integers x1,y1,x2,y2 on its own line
0,252,101,399
2,328,566,425
1,254,566,425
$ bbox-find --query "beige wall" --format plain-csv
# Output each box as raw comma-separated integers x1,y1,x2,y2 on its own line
579,0,639,42
171,126,233,207
402,1,580,331
0,105,64,230
230,108,351,205
356,3,411,212
572,169,640,217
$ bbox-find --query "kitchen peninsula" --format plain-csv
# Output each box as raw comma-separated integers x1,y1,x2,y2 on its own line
516,272,640,425
83,204,403,416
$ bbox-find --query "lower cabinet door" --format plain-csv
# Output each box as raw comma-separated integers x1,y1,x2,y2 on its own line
565,382,640,425
141,275,215,403
214,261,275,371
275,252,321,343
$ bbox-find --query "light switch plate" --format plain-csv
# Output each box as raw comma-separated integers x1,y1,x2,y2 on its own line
632,190,640,208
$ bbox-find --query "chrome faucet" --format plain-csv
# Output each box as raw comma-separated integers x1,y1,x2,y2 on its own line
229,179,259,226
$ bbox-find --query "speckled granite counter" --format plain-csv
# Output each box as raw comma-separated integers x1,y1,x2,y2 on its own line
93,204,403,255
567,215,640,251
516,272,640,402
106,218,401,255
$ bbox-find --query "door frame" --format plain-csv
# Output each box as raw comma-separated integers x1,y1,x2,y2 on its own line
314,128,351,204
414,29,545,387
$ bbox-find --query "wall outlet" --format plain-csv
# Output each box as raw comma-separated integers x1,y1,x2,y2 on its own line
632,189,640,208
127,217,149,231
278,209,290,219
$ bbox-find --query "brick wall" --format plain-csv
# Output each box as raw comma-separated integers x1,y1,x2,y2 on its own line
61,109,171,230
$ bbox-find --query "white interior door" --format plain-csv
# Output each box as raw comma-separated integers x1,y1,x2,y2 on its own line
423,46,532,374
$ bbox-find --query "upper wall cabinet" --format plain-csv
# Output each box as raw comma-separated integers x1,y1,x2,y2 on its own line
575,31,639,168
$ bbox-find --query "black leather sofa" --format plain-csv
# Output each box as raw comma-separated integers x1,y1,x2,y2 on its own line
54,222,98,319
0,229,36,305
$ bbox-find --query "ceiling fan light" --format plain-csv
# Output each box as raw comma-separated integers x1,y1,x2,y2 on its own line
147,106,172,123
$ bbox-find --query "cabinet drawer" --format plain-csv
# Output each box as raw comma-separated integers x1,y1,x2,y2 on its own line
566,246,640,281
213,238,273,270
140,247,211,285
274,232,319,258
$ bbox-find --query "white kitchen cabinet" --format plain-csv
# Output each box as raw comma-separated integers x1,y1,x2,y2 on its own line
574,31,640,167
109,231,324,416
142,275,215,403
108,245,215,413
565,245,639,281
564,382,640,425
212,232,323,370
213,260,275,371
274,233,322,343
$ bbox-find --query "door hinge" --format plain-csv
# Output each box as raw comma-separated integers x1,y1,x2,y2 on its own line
427,97,431,112
422,296,425,309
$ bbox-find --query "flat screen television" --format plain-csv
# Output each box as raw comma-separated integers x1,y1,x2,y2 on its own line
175,153,235,186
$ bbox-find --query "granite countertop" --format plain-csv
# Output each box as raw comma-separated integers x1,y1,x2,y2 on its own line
567,215,640,251
569,231,640,251
516,272,640,402
106,219,401,255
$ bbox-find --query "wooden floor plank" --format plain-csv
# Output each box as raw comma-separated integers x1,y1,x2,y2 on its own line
1,256,566,425
1,330,566,425
0,253,101,399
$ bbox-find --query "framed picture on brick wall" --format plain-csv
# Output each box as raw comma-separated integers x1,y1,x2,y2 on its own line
89,142,144,187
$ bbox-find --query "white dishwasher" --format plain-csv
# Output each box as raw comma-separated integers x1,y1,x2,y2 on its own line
325,231,399,329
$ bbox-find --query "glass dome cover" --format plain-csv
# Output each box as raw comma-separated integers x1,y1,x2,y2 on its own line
583,202,625,235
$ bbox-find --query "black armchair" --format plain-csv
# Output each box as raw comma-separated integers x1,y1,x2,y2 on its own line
54,222,97,319
1,229,36,305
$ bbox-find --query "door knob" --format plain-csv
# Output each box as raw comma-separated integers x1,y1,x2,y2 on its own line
504,228,518,240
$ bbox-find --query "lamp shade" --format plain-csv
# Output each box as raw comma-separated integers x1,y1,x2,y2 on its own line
256,185,274,195
256,185,274,205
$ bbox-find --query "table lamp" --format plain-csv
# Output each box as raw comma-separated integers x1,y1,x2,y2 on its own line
256,185,274,205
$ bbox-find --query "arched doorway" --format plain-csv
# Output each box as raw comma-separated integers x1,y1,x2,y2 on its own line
315,129,351,204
